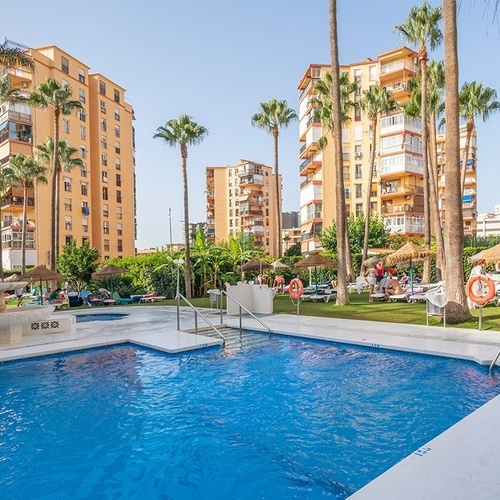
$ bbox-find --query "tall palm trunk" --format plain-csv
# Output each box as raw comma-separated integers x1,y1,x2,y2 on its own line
0,203,4,279
21,181,28,274
55,162,61,265
273,127,282,258
428,117,445,279
329,0,349,305
443,0,471,322
181,145,192,299
459,117,474,194
419,46,431,284
361,116,377,275
50,109,60,270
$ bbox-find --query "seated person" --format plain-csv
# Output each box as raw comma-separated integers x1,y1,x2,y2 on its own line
385,275,404,299
43,287,52,303
49,287,63,304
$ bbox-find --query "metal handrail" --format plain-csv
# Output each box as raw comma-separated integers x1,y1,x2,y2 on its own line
176,293,225,347
489,348,500,374
220,290,272,338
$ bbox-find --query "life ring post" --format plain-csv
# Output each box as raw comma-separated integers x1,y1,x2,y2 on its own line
289,278,304,315
466,275,496,307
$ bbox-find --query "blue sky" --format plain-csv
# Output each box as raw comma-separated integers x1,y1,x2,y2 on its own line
3,0,499,248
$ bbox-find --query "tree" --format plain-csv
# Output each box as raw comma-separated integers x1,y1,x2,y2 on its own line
459,81,499,193
396,1,443,284
28,78,82,270
328,0,349,305
153,115,208,299
36,137,84,257
359,87,398,274
0,42,34,70
0,74,25,107
0,169,13,278
251,99,297,258
443,0,471,322
57,239,100,293
7,154,48,273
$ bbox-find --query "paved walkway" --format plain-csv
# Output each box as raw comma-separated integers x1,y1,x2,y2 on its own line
1,306,500,498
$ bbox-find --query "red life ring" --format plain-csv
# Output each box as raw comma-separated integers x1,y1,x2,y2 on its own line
466,275,496,306
289,278,304,300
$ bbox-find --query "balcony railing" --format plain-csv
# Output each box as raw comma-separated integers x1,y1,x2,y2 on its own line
380,60,417,75
2,197,34,207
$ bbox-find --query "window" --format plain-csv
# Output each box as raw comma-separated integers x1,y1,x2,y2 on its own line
80,126,86,140
79,88,85,103
354,145,362,159
355,184,362,198
78,109,86,122
115,142,120,154
104,239,110,252
114,125,120,138
114,108,120,121
117,223,122,236
81,182,88,196
354,109,362,122
101,137,107,149
81,201,89,215
65,235,72,245
61,56,69,74
102,187,108,200
117,207,122,220
65,216,72,231
64,197,72,211
117,239,123,252
356,203,363,217
99,81,106,95
103,204,109,217
100,100,106,113
228,169,232,177
115,158,121,170
114,89,120,103
103,221,109,234
101,153,107,166
369,65,377,81
116,174,121,187
63,119,70,134
79,146,86,159
82,219,88,233
100,118,107,132
102,171,108,183
64,177,72,192
355,164,362,179
116,190,122,203
78,67,85,83
354,68,361,82
80,163,87,178
344,188,350,199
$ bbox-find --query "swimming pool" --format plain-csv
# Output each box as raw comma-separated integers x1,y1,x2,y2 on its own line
75,312,129,323
1,337,499,498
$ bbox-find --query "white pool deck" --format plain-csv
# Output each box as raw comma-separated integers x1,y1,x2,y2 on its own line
1,305,500,498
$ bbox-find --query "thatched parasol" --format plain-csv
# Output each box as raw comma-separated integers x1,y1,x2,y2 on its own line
92,264,128,293
294,251,336,290
470,243,500,265
385,242,435,293
237,258,272,275
20,265,64,304
271,260,291,271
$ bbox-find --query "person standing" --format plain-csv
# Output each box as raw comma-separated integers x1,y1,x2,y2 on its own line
366,267,377,301
375,260,384,285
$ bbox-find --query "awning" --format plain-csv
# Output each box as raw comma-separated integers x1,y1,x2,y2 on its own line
462,195,473,203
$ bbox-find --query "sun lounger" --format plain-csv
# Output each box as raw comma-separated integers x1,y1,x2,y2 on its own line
303,293,332,303
386,293,409,303
140,293,167,303
370,293,386,301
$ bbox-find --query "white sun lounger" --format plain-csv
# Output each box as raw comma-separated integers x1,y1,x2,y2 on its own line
386,293,409,303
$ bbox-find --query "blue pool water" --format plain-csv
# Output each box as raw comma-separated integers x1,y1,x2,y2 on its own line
1,338,500,499
75,312,129,323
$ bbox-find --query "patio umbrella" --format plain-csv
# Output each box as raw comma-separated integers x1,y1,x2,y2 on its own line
385,242,435,294
20,265,63,305
271,260,291,271
470,243,500,265
294,251,336,291
92,264,128,293
237,258,272,276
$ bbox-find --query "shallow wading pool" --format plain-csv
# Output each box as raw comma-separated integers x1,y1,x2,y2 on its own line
1,336,499,498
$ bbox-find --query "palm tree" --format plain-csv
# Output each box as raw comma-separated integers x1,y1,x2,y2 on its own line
326,0,349,305
28,78,82,270
7,154,47,273
443,0,471,322
311,70,358,287
0,74,25,107
396,1,443,284
0,168,13,279
251,99,297,258
0,42,34,70
459,81,500,193
36,138,83,258
153,115,208,299
359,87,398,274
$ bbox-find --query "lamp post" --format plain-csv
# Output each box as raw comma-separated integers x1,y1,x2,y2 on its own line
173,258,184,330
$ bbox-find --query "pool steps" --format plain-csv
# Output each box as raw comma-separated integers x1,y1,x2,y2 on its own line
184,325,271,351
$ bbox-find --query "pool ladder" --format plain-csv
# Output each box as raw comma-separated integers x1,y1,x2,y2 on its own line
489,348,500,374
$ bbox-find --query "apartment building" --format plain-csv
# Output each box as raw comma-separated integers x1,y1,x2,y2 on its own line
298,46,477,252
205,159,281,256
0,41,136,268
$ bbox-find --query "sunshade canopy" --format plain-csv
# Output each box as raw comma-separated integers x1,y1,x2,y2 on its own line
92,264,128,280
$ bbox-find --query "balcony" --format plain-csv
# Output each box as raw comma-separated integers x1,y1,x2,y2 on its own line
238,166,262,176
2,67,32,87
384,214,425,235
239,176,264,186
2,196,34,210
379,60,417,80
